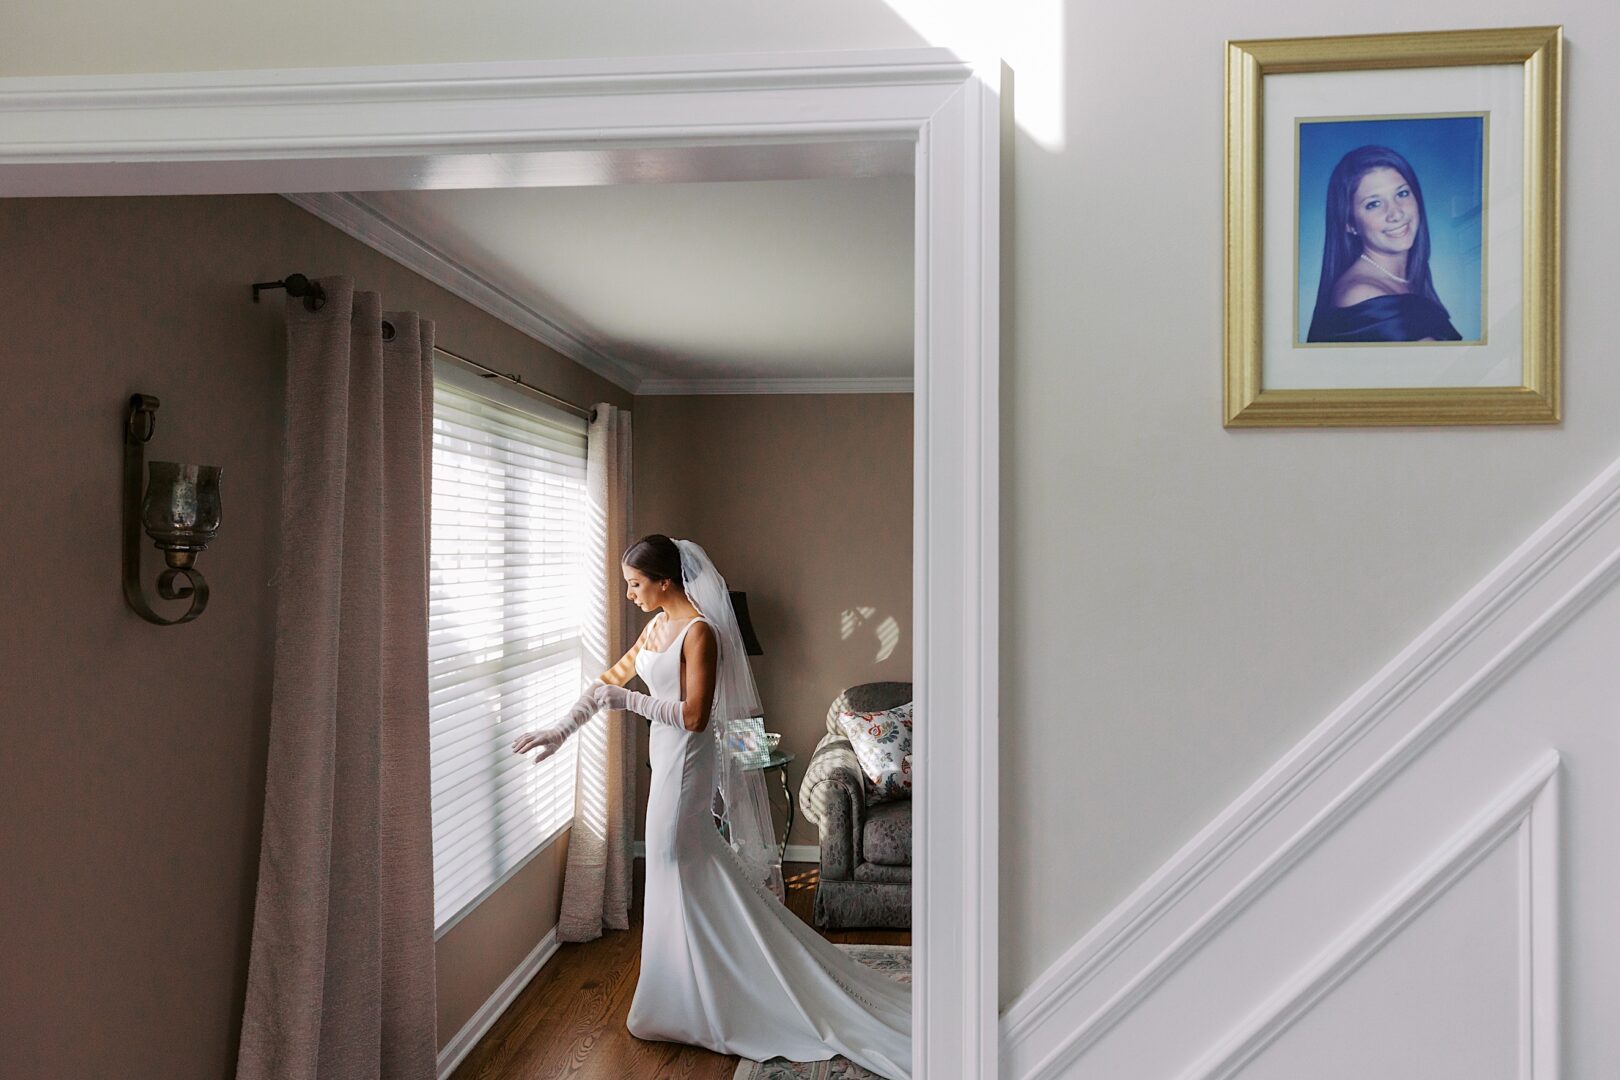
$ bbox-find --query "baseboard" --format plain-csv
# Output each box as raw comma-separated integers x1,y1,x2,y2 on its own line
436,928,560,1080
782,843,822,864
633,840,821,864
1001,452,1620,1079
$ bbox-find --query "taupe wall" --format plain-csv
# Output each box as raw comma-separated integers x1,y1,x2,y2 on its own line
632,394,913,847
434,833,570,1043
0,194,629,1079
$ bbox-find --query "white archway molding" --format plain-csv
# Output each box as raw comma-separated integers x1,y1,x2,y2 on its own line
0,48,1001,1079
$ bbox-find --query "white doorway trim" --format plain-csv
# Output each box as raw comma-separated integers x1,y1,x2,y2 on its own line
0,49,1001,1078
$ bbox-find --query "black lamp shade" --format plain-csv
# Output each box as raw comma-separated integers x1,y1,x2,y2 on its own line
729,591,764,656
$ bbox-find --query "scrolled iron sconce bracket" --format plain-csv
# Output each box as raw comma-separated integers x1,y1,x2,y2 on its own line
123,394,219,625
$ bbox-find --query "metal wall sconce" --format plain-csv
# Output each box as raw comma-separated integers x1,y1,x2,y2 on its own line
123,394,222,625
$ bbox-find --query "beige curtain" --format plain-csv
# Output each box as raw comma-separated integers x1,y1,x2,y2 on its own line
558,402,636,942
237,279,437,1080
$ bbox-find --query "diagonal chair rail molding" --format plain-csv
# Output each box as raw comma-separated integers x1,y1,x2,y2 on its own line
0,49,1001,1080
1001,451,1620,1079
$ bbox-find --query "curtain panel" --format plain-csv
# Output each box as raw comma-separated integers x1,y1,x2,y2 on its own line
557,403,635,942
237,279,437,1080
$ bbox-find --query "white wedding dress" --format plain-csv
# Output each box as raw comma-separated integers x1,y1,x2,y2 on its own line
628,615,913,1079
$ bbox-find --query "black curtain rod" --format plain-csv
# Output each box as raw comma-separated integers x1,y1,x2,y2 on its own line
433,345,597,424
251,273,598,422
251,273,325,310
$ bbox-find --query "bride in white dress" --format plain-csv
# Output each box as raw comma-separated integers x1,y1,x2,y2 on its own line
511,534,911,1079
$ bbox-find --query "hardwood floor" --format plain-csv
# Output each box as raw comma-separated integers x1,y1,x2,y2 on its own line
449,862,909,1080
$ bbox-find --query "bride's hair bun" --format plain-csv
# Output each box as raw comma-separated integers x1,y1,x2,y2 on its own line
622,534,683,585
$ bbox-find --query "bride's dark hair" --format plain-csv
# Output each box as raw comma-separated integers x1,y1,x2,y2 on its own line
622,534,683,585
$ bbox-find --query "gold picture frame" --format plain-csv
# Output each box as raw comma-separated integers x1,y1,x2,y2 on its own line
1223,26,1562,427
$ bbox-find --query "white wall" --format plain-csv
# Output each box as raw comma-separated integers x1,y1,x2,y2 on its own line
11,0,1619,1007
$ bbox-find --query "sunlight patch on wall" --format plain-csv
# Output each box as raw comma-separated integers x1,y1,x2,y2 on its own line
878,0,1066,151
842,606,904,663
841,605,878,639
874,616,901,662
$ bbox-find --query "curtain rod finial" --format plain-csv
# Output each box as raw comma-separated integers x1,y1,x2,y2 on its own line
250,274,326,311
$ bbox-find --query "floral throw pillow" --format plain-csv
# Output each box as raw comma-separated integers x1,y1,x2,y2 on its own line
835,701,914,804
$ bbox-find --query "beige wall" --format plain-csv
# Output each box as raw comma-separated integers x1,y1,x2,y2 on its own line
633,394,913,847
434,832,570,1043
0,194,628,1079
10,0,1620,1011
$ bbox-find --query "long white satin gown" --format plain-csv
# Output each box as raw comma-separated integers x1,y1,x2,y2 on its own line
628,615,913,1079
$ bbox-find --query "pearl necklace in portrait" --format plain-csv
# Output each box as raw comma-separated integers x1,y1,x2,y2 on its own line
1359,252,1410,285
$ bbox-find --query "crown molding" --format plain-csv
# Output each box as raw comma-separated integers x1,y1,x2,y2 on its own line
634,376,914,396
286,193,914,398
283,191,646,392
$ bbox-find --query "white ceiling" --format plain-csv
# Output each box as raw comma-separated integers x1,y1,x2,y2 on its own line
344,176,914,389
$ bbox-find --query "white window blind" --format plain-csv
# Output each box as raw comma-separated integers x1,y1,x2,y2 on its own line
429,360,590,934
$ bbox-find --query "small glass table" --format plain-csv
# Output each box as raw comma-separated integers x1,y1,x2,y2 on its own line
683,749,799,861
742,750,797,862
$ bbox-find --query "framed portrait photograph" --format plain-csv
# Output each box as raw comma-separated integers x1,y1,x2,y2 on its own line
1224,27,1562,426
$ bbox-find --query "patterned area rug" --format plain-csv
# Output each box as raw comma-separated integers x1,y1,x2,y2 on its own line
730,944,911,1080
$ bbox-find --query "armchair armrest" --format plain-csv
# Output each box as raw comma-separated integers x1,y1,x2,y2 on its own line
798,734,866,880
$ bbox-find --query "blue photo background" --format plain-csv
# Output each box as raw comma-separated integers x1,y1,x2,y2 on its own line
1296,115,1485,343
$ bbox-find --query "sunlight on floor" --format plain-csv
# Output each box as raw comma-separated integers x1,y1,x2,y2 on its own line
783,864,821,895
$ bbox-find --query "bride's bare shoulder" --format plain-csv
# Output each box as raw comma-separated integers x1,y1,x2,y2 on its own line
682,618,717,652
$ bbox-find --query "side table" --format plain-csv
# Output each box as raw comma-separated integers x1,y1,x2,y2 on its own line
741,750,797,861
656,745,798,862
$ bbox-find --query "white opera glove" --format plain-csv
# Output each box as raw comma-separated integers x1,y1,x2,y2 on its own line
510,682,603,763
593,682,687,729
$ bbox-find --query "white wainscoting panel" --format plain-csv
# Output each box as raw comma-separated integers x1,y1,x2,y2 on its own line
1002,455,1620,1079
1178,754,1558,1080
1224,836,1521,1080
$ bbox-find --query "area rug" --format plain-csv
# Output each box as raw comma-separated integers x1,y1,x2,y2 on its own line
731,944,912,1080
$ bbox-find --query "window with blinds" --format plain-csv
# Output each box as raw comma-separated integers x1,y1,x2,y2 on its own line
429,359,591,935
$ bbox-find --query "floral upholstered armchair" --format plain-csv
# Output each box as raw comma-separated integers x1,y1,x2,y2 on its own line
797,681,912,929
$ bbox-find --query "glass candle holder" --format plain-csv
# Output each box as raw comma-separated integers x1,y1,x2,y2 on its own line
141,461,223,569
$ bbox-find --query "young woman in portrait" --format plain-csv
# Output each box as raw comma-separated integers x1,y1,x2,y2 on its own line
1306,144,1463,344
